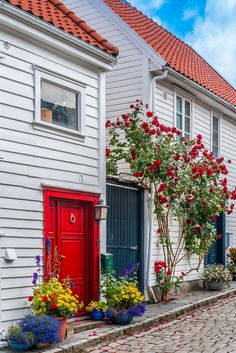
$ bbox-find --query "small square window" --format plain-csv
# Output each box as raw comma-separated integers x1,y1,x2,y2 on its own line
41,81,79,131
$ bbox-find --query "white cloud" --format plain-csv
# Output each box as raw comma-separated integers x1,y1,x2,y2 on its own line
182,8,198,21
186,0,236,86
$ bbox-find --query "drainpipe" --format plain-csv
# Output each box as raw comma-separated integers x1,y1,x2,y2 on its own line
146,69,168,302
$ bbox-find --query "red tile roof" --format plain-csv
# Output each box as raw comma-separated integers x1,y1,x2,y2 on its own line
6,0,119,56
104,0,236,107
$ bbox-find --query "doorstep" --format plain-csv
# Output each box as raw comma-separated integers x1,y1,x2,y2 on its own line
5,283,236,353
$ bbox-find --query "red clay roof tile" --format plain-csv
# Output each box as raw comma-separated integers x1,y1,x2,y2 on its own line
5,0,119,57
104,0,236,107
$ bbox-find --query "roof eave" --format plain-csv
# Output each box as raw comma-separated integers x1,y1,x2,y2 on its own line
166,66,236,116
1,2,118,69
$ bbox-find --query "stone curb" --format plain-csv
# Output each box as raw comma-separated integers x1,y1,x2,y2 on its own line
45,287,236,353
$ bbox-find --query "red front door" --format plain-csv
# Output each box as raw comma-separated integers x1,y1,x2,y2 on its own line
44,188,100,311
58,200,87,302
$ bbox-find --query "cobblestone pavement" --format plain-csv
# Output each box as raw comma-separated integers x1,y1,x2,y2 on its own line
85,296,236,353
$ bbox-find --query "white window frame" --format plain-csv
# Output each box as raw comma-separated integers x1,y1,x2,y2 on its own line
211,112,221,158
174,92,193,139
34,66,86,138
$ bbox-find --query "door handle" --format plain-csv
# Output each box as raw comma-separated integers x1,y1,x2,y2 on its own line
60,255,66,260
130,246,138,250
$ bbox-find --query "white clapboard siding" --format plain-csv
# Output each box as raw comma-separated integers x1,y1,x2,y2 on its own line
62,0,236,288
0,20,104,325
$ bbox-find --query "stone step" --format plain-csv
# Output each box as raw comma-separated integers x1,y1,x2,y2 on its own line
67,319,105,336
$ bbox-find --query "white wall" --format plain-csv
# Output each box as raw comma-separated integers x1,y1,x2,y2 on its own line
147,80,236,286
0,23,105,325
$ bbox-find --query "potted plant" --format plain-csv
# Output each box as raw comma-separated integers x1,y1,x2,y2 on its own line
7,326,34,351
102,263,146,325
203,264,232,290
85,301,108,320
227,247,236,280
28,256,83,342
20,315,60,349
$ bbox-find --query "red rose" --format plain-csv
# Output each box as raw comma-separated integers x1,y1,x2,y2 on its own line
50,302,58,309
28,296,34,302
105,120,111,128
206,168,213,176
166,270,172,276
141,122,149,130
218,234,223,239
228,159,232,164
174,154,180,161
41,295,48,303
197,134,202,141
106,147,111,157
130,104,135,109
146,111,153,118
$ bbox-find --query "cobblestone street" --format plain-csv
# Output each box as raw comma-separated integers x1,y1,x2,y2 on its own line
85,296,236,353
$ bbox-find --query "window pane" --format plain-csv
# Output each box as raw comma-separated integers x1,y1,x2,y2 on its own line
184,132,190,140
213,145,219,158
185,100,191,117
176,113,182,130
41,81,78,131
185,116,191,133
213,116,219,132
176,96,182,113
213,131,218,146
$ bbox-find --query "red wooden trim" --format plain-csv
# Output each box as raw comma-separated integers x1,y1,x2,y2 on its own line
43,186,100,304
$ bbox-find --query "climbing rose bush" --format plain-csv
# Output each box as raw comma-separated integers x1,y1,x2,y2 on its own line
106,101,236,295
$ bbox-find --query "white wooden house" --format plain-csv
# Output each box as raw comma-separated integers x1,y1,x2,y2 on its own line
63,0,236,297
0,0,118,326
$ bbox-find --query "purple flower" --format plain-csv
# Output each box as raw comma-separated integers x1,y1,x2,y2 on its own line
127,303,146,317
35,255,41,263
32,279,37,285
105,309,114,319
46,239,51,255
121,262,140,277
33,272,38,279
70,281,74,288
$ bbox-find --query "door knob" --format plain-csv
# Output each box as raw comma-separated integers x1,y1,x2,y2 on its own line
60,255,66,259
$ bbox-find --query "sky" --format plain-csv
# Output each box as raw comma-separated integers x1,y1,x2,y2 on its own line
128,0,236,87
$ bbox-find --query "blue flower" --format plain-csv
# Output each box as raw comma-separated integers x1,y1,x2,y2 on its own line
121,262,140,277
32,279,37,285
33,272,38,279
105,309,114,319
127,303,146,317
20,315,59,344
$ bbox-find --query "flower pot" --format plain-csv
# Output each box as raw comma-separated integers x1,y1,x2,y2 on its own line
41,108,52,123
56,317,67,342
110,314,133,325
9,342,30,351
207,281,225,291
90,310,105,321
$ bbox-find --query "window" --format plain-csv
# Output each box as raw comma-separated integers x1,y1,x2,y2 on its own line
212,114,220,158
41,81,79,131
34,67,86,136
175,95,191,140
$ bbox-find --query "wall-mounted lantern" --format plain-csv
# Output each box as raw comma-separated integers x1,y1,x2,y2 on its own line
95,199,109,221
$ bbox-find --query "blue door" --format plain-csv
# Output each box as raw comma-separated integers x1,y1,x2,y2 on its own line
106,182,144,288
206,213,226,265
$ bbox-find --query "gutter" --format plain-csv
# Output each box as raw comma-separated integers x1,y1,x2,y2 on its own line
146,69,168,302
166,66,236,116
0,2,117,67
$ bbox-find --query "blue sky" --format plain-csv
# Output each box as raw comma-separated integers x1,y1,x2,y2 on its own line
129,0,236,87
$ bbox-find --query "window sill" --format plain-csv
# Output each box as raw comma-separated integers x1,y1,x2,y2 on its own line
32,121,86,141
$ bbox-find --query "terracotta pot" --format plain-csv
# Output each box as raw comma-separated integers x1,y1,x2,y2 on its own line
56,317,67,342
41,108,52,123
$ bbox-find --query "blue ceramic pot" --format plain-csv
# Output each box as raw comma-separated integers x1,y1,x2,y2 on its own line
90,310,105,320
110,313,133,325
9,341,30,351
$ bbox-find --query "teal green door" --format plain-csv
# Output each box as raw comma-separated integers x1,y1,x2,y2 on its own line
206,213,226,265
